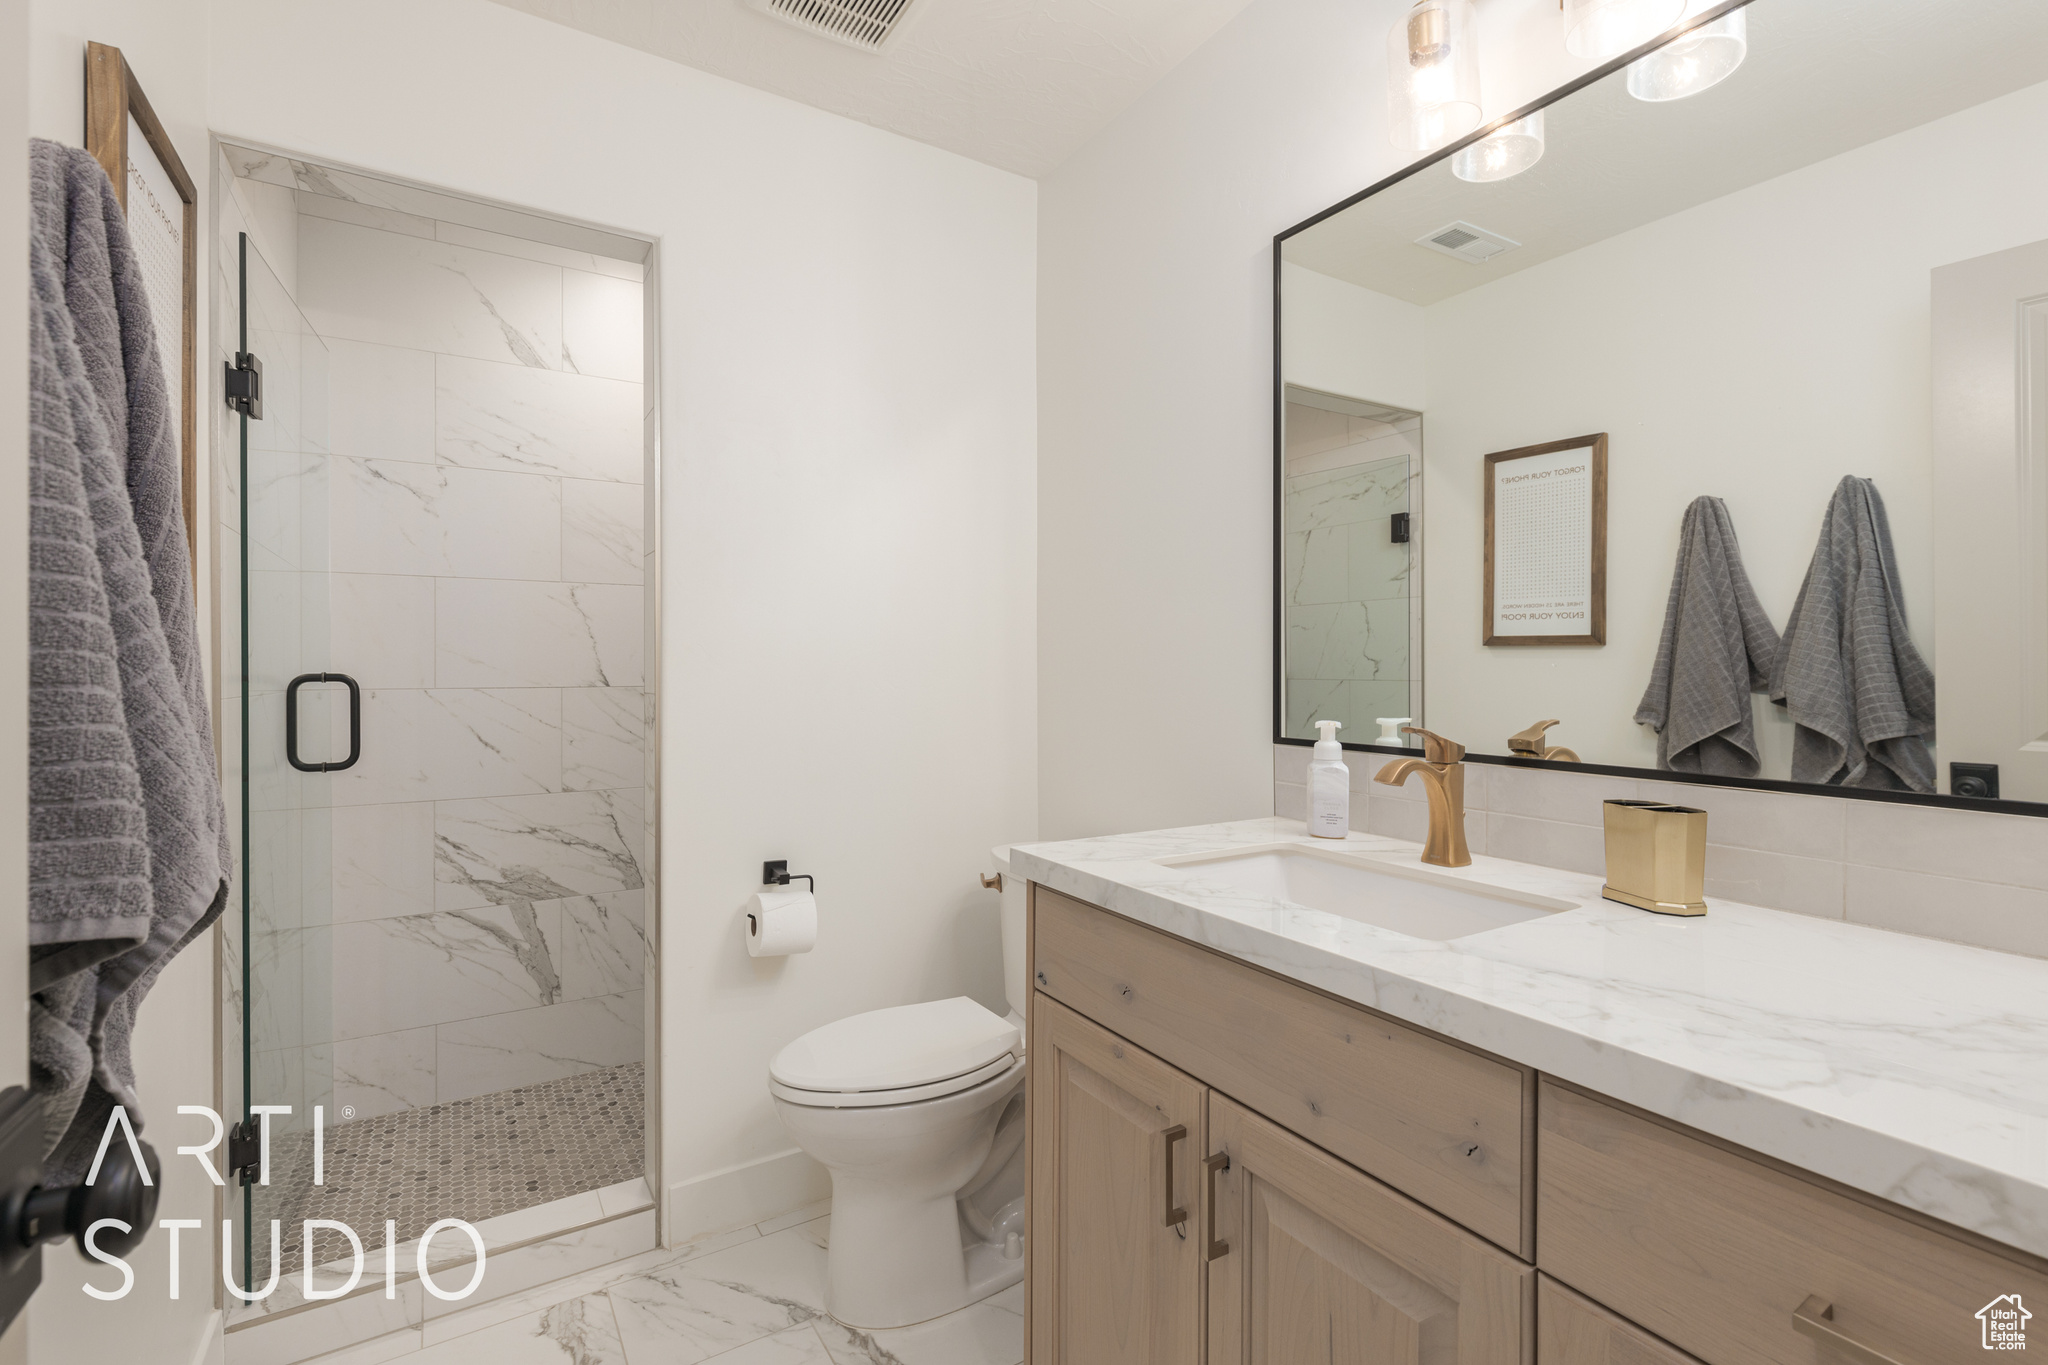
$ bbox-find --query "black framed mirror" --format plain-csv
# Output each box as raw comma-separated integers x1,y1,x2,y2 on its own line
1273,0,2048,818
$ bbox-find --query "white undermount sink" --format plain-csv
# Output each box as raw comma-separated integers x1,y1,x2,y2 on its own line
1155,844,1574,941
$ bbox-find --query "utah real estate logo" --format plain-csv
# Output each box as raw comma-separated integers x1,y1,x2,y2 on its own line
1979,1295,2031,1350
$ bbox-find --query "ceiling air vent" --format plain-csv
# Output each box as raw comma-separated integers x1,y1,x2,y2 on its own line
1416,220,1521,264
745,0,920,51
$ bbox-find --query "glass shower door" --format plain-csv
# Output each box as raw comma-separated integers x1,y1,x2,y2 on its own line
232,230,336,1293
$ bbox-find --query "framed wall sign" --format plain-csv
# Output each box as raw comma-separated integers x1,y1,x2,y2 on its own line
1483,433,1607,646
85,40,199,576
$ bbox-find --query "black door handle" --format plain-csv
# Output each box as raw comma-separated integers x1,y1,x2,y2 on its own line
285,673,361,773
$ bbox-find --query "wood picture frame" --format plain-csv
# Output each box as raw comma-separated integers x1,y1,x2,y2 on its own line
85,40,199,577
1482,433,1607,647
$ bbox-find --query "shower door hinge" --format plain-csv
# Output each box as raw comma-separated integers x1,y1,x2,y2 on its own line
226,1119,262,1187
225,351,263,419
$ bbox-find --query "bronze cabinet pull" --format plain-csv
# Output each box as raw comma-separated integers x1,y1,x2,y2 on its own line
1791,1296,1907,1365
1161,1125,1188,1227
1203,1152,1231,1260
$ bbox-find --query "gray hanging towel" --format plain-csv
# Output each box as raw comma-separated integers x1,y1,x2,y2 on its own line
1634,497,1781,776
28,140,229,1180
1768,476,1936,792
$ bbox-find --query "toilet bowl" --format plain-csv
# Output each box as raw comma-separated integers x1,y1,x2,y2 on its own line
768,847,1030,1329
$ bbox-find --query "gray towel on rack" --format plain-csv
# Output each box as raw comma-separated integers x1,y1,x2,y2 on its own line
1634,497,1781,776
1768,476,1936,792
28,140,229,1179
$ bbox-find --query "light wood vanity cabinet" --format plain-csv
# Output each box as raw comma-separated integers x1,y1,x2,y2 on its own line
1026,887,2048,1365
1028,994,1206,1363
1208,1093,1533,1365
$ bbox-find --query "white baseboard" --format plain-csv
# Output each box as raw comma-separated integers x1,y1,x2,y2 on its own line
666,1148,830,1245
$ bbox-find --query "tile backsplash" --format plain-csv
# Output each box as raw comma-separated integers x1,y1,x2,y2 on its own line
1276,744,2048,959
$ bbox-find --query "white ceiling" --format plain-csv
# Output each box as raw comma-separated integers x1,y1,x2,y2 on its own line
1284,0,2048,304
484,0,1261,178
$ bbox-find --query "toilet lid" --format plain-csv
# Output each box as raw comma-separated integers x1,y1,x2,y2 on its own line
770,997,1021,1095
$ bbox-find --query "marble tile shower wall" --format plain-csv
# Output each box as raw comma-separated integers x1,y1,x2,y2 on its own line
1283,444,1417,741
1274,744,2048,959
250,209,649,1129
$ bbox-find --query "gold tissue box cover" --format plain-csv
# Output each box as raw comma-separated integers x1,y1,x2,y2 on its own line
1601,799,1707,916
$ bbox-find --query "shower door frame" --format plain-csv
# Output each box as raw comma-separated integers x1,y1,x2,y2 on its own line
206,135,669,1295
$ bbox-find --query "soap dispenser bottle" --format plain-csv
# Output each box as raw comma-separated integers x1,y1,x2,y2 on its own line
1308,720,1350,838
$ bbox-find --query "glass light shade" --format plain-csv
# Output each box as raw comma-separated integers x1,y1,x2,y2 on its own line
1626,10,1748,101
1451,112,1545,183
1386,0,1483,154
1563,0,1685,58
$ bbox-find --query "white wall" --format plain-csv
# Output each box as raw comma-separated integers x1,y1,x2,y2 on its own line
205,0,1038,1238
1280,263,1423,413
27,1,222,1360
1417,78,2048,777
1037,0,1601,840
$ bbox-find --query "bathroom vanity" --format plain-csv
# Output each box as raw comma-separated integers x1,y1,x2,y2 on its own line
1014,821,2048,1365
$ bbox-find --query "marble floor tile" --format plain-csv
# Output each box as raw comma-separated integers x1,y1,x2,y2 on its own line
300,217,563,371
559,271,643,384
754,1201,831,1240
826,1300,1023,1365
435,789,643,912
436,353,640,483
562,481,644,585
435,992,642,1101
603,1230,829,1365
407,1293,625,1365
327,1207,1029,1365
436,580,642,689
708,1324,840,1365
562,688,645,794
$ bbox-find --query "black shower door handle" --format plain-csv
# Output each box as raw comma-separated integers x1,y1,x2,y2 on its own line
285,673,361,773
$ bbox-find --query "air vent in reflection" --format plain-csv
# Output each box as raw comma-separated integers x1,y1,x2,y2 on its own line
1416,220,1521,263
745,0,920,50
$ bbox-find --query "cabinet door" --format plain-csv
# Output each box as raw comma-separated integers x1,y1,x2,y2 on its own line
1208,1092,1532,1365
1029,994,1206,1365
1537,1275,1699,1365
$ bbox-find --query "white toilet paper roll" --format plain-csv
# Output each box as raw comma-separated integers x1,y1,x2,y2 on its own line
746,887,817,957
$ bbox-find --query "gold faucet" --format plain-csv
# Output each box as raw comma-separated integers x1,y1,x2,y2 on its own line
1508,719,1580,763
1373,727,1472,867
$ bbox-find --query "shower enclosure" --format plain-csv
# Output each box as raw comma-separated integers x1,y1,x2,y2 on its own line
217,147,653,1295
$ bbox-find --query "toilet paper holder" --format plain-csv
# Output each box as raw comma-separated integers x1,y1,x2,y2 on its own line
762,860,814,893
753,861,815,937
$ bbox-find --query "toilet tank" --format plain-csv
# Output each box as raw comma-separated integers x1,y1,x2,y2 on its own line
990,846,1028,1024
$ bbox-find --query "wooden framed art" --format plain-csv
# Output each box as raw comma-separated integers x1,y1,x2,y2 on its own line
85,40,199,575
1482,433,1607,646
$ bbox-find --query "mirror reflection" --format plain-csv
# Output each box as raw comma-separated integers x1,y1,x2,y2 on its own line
1277,0,2048,804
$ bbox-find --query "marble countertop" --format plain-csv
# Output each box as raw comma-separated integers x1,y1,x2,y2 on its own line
1010,818,2048,1260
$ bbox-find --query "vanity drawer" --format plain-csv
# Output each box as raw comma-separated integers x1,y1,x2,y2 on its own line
1538,1080,2048,1365
1032,885,1530,1256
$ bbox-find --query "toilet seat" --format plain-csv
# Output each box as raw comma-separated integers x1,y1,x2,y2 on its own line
770,997,1022,1109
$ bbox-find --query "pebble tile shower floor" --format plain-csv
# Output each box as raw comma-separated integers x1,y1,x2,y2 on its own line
268,1063,644,1274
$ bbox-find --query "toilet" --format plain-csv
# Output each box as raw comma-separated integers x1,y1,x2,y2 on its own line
769,847,1030,1329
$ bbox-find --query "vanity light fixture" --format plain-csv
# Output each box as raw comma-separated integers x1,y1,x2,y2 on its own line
1387,0,1483,153
1562,0,1684,58
1451,111,1545,182
1626,9,1748,101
